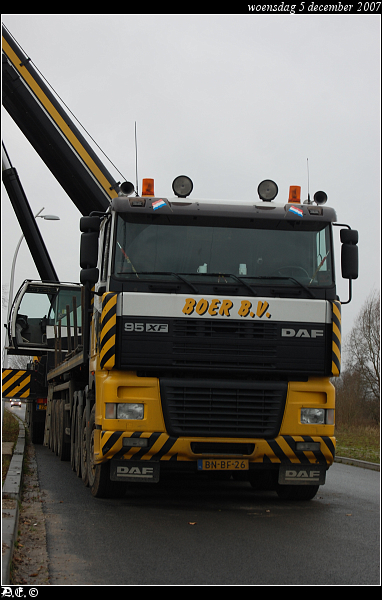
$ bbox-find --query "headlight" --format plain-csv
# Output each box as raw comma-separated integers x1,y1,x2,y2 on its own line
105,403,144,420
301,408,325,424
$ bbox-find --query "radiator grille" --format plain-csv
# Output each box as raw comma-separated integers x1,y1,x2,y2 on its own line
160,379,287,438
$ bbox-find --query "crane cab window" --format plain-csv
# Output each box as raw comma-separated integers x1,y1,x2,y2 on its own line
10,283,81,351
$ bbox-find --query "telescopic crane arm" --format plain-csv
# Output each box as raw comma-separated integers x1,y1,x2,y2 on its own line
2,25,121,217
2,142,59,283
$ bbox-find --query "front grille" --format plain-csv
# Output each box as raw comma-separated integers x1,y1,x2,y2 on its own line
173,319,278,339
171,319,277,368
160,378,287,439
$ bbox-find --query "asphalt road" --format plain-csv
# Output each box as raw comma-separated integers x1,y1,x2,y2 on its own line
34,444,380,586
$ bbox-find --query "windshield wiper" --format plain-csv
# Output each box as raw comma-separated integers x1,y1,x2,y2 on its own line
253,276,316,299
193,273,257,297
130,272,199,294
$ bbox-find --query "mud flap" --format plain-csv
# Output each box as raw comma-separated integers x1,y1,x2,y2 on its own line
278,464,326,485
110,460,160,482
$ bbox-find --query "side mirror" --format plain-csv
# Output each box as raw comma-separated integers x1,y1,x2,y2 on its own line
80,216,101,233
80,267,99,285
341,229,358,280
338,227,359,305
340,229,358,245
80,231,99,269
341,245,358,280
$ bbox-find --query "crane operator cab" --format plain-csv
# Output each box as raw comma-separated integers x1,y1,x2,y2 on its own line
6,280,82,358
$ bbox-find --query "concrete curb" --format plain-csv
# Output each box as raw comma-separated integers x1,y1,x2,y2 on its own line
2,409,26,585
335,455,380,471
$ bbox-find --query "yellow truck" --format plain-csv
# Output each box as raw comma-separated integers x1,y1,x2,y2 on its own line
6,176,358,500
3,26,358,501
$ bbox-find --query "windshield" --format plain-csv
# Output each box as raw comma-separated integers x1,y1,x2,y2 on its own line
113,217,333,287
16,286,82,327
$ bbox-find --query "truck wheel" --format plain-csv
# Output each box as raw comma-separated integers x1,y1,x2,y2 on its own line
32,421,45,445
276,484,319,501
75,404,82,477
70,392,78,471
58,399,70,461
88,406,126,499
81,409,89,487
53,401,59,455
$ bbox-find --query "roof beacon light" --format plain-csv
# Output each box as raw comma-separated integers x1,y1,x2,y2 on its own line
172,175,193,198
288,185,301,203
257,180,278,201
313,191,328,205
142,178,155,196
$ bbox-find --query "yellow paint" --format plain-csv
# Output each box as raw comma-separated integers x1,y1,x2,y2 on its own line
2,36,117,200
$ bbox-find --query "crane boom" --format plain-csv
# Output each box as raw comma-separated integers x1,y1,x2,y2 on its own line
2,142,59,282
2,25,121,216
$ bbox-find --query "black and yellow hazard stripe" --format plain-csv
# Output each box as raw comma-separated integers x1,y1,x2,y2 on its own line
100,293,117,369
331,300,341,376
262,435,335,466
100,431,179,461
99,431,335,466
2,369,31,398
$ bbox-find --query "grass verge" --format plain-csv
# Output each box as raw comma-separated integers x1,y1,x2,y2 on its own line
335,424,380,463
2,408,20,483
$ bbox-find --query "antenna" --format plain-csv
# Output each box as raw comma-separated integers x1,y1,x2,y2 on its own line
134,121,139,196
304,157,312,204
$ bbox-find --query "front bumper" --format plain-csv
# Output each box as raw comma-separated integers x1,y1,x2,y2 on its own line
95,430,335,468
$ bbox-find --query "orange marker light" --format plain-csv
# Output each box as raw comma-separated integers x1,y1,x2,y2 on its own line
142,178,155,196
288,185,301,203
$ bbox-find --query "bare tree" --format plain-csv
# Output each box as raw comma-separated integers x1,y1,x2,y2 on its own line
344,289,380,423
334,369,366,426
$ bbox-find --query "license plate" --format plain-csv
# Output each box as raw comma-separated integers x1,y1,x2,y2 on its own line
36,405,47,410
197,459,249,471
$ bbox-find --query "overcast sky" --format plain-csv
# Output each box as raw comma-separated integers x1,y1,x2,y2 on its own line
2,14,380,350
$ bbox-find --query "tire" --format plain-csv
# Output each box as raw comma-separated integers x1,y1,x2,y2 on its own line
70,394,77,471
88,406,126,499
48,400,54,450
75,404,82,478
31,421,45,445
276,484,319,501
57,399,63,459
81,409,89,487
57,399,70,461
52,401,58,455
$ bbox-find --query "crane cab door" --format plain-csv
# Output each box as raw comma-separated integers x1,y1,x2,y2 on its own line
7,281,82,357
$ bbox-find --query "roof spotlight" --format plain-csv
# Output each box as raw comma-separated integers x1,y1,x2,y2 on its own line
314,191,328,205
119,181,135,196
257,180,278,201
172,175,193,198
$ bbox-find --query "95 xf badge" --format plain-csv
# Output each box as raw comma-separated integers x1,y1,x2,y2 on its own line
124,323,169,333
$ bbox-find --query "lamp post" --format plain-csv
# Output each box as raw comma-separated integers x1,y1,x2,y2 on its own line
2,208,59,422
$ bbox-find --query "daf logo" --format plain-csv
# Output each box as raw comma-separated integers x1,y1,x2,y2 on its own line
285,469,321,480
117,466,154,477
281,328,324,339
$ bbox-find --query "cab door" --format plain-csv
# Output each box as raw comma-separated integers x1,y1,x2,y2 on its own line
7,280,82,356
